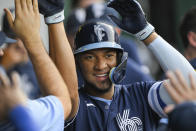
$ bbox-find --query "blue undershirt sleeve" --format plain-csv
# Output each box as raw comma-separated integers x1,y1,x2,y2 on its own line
9,105,40,131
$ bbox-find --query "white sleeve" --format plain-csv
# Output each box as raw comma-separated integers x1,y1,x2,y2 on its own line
148,36,196,105
27,96,64,131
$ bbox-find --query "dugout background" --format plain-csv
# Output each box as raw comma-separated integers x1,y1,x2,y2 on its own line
0,0,196,53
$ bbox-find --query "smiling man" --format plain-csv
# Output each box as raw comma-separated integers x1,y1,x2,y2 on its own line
64,0,196,131
74,22,123,99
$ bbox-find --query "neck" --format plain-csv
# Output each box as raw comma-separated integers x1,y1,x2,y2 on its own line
184,45,196,61
84,84,115,100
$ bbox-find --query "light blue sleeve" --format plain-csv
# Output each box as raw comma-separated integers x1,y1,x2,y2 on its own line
27,95,64,131
0,95,64,131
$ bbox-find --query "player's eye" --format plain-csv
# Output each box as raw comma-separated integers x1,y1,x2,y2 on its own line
84,55,94,60
105,52,116,59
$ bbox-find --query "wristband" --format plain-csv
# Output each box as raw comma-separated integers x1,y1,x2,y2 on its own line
134,23,155,40
45,10,65,24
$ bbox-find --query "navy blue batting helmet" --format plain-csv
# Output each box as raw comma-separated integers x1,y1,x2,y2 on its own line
74,21,128,84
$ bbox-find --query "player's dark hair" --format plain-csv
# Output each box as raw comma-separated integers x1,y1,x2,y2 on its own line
179,7,196,48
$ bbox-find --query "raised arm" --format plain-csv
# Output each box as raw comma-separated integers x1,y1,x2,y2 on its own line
4,0,71,119
48,23,79,120
38,0,79,120
108,0,196,108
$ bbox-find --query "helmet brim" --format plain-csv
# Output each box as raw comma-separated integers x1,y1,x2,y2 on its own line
74,41,123,54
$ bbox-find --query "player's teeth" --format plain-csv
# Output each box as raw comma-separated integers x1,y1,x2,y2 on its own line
96,74,107,77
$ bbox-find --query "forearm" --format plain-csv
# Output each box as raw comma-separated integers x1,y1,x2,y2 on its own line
145,33,196,104
48,22,79,119
146,33,196,79
24,38,71,119
49,30,55,61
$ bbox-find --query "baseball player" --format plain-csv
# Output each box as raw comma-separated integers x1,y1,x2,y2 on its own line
0,0,76,130
1,0,195,131
65,3,154,87
2,10,41,99
0,17,39,131
64,0,196,131
179,7,196,70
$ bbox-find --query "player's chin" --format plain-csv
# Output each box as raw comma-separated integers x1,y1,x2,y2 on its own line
95,80,113,93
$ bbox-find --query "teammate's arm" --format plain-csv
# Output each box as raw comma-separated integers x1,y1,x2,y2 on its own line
38,0,79,120
48,23,79,120
4,0,72,119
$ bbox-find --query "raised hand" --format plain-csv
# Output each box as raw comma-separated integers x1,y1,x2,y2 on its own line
38,0,65,24
0,72,26,121
108,0,154,40
164,70,196,104
4,0,40,44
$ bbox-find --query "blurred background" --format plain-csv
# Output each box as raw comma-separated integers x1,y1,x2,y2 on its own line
0,0,196,81
64,0,196,79
63,0,196,52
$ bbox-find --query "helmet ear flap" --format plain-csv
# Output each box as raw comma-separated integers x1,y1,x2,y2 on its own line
117,51,123,65
109,52,128,84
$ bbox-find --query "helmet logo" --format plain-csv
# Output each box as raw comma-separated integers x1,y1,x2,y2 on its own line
94,25,105,41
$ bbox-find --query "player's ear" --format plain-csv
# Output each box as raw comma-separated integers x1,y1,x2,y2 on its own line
187,31,196,47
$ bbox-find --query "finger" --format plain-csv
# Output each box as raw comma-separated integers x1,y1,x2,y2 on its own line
164,104,175,114
21,0,28,11
163,80,181,104
166,71,184,95
4,9,14,30
189,73,196,90
109,4,125,16
26,0,33,11
175,70,189,91
11,72,20,89
108,15,124,29
15,0,21,15
0,73,11,88
33,0,39,13
166,71,179,88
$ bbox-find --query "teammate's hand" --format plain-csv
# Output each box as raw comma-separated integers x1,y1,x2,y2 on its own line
38,0,65,24
0,72,26,121
163,70,196,104
107,0,154,40
4,0,41,44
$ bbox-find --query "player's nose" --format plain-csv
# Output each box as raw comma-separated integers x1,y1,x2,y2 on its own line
94,57,108,71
